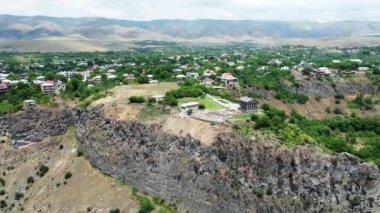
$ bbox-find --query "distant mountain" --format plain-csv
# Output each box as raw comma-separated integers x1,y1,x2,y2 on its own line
0,14,380,51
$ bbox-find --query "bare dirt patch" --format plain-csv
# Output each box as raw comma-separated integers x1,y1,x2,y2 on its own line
92,83,179,121
161,115,223,145
0,129,138,212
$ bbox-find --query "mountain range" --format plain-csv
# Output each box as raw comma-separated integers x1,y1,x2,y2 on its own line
1,14,380,51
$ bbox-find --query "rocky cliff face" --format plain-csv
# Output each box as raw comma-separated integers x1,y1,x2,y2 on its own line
290,81,378,97
76,108,380,213
0,108,74,145
1,108,380,213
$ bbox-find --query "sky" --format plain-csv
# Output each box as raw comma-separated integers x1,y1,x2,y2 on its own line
1,0,380,22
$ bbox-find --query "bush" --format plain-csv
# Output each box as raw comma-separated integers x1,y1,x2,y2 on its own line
0,190,5,196
110,208,120,213
315,95,322,102
187,109,193,116
266,184,273,196
132,188,154,213
27,176,34,184
0,200,6,209
351,195,361,206
251,114,259,121
198,103,205,110
333,107,343,115
0,178,4,186
64,172,72,180
335,94,345,100
37,164,49,177
325,107,331,114
129,96,145,103
15,192,24,200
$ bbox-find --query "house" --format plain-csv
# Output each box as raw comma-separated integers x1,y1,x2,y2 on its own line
0,83,9,94
23,100,36,109
150,95,165,102
350,59,363,64
123,74,135,80
36,76,45,81
236,66,245,71
93,76,103,83
356,67,370,75
176,74,186,79
220,73,237,88
180,102,199,110
149,80,158,84
186,72,199,79
316,67,331,75
281,66,290,71
107,74,117,80
203,69,216,77
201,78,214,86
239,97,259,113
41,81,55,95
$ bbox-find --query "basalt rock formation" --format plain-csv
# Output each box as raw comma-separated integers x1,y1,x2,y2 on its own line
290,81,378,97
1,107,380,212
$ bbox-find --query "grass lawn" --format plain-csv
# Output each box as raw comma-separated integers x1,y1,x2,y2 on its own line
233,113,252,121
199,96,224,110
233,111,265,121
178,96,224,111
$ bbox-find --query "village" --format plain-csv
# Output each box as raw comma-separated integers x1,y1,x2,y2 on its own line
0,45,379,121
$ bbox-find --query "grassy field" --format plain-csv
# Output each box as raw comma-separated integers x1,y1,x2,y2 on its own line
178,96,224,111
232,111,265,121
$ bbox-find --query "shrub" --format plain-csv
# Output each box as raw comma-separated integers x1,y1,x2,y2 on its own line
110,208,120,213
37,164,49,177
0,200,6,209
325,107,331,114
0,178,4,186
15,192,24,200
198,103,205,110
315,95,322,102
335,94,345,100
333,107,343,115
251,114,259,121
266,184,273,196
64,172,72,180
187,109,193,116
0,190,5,196
27,176,34,184
129,96,145,103
351,195,361,206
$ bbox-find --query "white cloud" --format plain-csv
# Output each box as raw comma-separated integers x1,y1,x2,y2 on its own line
0,0,379,21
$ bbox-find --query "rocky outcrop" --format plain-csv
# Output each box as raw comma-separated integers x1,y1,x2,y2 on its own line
75,108,380,213
336,81,379,96
1,107,380,212
290,81,378,97
0,108,74,145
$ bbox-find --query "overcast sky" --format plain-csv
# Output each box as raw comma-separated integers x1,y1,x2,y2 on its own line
1,0,379,21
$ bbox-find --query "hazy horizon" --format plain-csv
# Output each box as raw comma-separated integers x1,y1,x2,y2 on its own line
1,0,379,22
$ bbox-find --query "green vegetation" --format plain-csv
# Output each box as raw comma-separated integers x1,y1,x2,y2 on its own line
36,164,49,177
132,188,154,213
129,96,146,103
14,192,24,200
0,83,53,113
348,94,375,110
64,172,72,179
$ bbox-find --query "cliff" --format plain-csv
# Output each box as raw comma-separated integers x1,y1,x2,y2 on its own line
290,81,378,97
1,107,380,212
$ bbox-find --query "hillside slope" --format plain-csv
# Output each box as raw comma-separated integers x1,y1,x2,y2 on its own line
1,15,380,51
